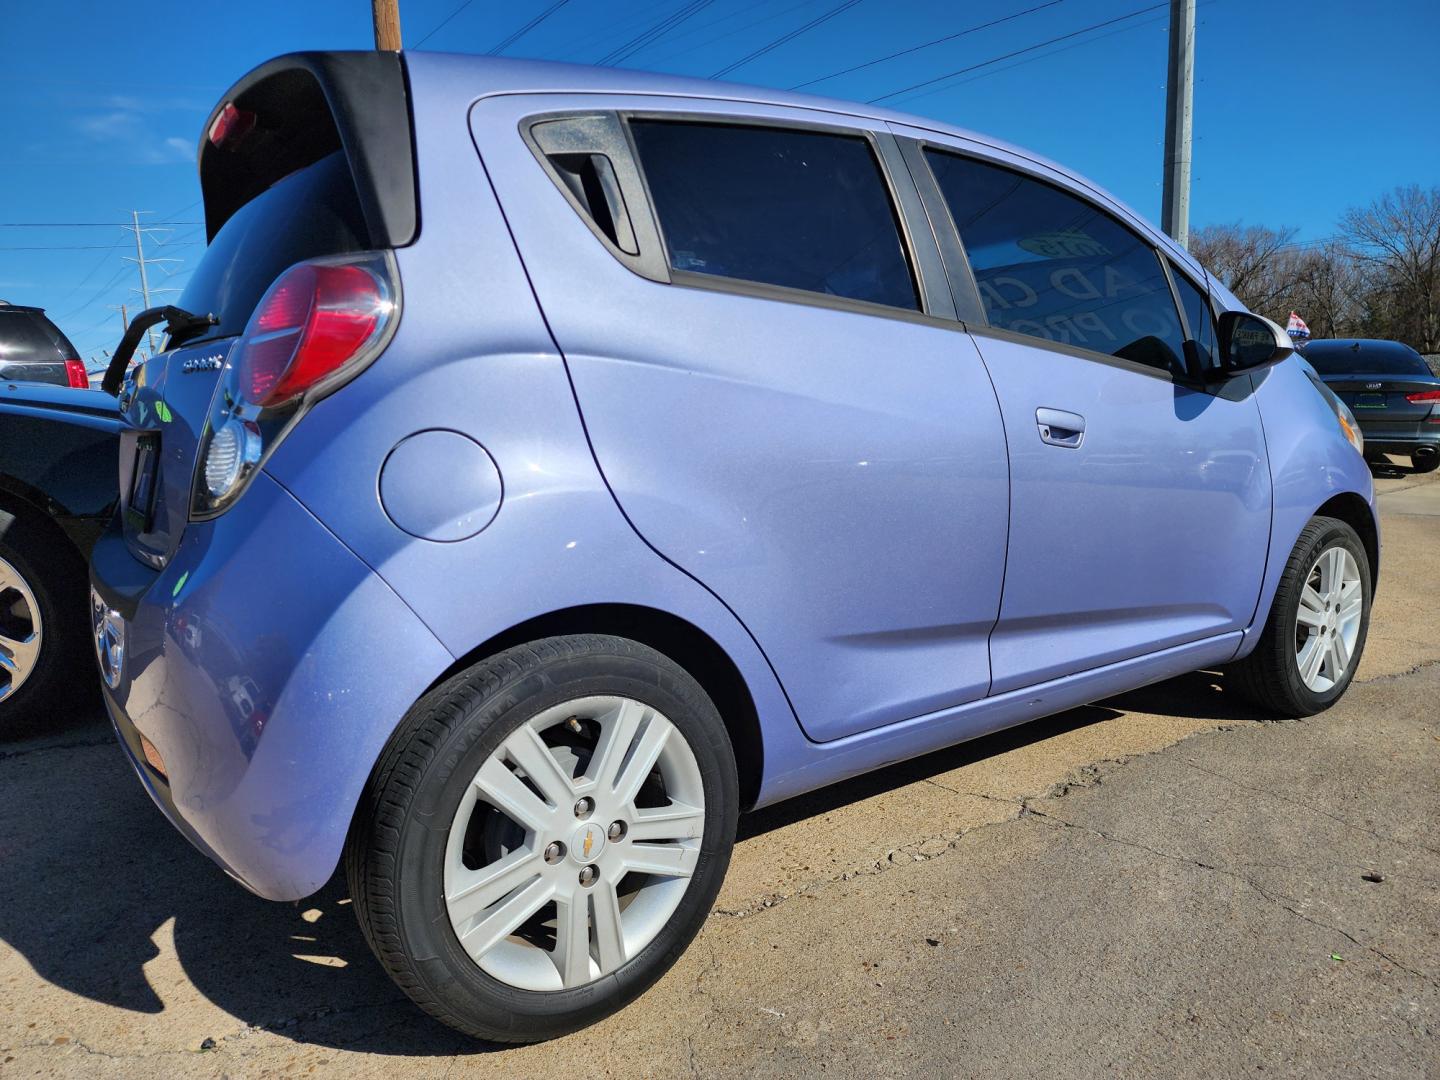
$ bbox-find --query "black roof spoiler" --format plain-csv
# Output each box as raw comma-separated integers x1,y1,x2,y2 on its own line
198,51,418,249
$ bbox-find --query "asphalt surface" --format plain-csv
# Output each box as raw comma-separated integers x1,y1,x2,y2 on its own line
2,465,1437,1079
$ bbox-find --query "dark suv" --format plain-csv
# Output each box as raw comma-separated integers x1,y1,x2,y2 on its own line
0,303,89,389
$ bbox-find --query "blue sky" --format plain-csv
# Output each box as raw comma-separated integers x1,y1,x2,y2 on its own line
3,0,1436,362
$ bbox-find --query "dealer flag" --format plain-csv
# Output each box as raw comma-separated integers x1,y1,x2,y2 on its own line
1286,311,1311,339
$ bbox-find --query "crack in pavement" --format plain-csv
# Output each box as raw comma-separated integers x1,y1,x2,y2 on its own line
1178,756,1440,857
1022,805,1440,992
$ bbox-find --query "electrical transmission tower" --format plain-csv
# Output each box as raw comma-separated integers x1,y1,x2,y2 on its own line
122,210,183,357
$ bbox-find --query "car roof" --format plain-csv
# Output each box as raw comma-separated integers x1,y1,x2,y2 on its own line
400,51,1207,284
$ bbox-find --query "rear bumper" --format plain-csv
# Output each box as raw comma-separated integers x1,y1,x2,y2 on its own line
91,470,452,901
1357,430,1440,454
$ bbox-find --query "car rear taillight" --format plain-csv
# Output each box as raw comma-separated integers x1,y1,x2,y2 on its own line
237,263,390,407
63,359,89,389
207,102,256,148
1405,389,1440,403
192,252,398,518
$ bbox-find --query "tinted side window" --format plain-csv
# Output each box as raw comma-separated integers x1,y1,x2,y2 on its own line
1169,263,1219,371
630,120,918,310
926,150,1186,374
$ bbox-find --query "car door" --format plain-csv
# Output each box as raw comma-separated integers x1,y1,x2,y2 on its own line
470,95,1009,742
905,132,1272,694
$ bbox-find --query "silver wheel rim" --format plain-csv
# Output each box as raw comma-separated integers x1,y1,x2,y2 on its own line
0,555,42,702
1294,545,1363,693
443,695,706,992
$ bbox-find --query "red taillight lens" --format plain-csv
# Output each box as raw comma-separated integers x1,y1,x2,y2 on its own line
237,262,388,407
1405,389,1440,404
207,102,256,148
63,359,89,389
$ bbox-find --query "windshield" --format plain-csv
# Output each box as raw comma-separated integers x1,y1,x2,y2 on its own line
175,151,369,345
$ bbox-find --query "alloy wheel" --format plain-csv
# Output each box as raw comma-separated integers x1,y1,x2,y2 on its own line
443,695,706,992
0,555,42,703
1293,545,1363,693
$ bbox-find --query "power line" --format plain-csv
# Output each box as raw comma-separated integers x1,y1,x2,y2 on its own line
927,7,1175,96
868,2,1168,104
710,0,866,79
55,262,131,322
788,0,1067,90
414,0,478,48
642,0,806,65
47,237,125,309
0,221,202,227
489,0,572,55
599,1,717,67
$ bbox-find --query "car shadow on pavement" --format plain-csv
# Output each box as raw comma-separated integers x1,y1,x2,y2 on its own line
0,667,1275,1058
0,710,478,1057
739,667,1271,841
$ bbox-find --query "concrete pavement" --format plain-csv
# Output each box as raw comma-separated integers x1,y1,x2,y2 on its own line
1,466,1436,1078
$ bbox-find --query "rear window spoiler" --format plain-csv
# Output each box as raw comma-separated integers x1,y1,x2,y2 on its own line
198,51,418,249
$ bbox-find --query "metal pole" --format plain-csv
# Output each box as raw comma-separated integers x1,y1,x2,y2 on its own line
1161,0,1195,247
372,0,402,50
129,210,157,353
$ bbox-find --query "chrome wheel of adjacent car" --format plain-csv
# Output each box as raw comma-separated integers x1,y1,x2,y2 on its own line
444,695,706,992
1293,546,1363,693
0,555,43,702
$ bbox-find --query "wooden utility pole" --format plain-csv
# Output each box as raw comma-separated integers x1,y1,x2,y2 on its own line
372,0,402,50
1161,0,1195,247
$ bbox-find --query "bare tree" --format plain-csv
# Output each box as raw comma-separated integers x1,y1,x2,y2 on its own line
1291,242,1364,339
1341,185,1440,352
1189,223,1321,324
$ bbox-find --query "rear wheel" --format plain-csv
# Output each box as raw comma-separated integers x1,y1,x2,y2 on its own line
1411,450,1440,473
346,635,738,1043
1227,516,1371,716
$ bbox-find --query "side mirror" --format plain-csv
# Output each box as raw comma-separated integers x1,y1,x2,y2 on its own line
1213,311,1293,378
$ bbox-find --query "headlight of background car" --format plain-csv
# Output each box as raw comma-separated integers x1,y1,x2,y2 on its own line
1303,368,1364,457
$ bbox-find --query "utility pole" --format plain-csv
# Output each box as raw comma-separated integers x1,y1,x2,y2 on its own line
1161,0,1195,247
372,0,402,50
122,211,180,354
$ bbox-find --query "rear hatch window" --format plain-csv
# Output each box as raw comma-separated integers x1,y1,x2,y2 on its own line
173,151,370,346
1305,345,1431,377
0,308,78,365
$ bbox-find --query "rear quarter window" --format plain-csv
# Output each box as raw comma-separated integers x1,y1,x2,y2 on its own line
629,120,919,311
176,151,369,344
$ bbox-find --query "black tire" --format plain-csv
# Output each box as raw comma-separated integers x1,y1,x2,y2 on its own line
346,634,739,1043
1227,516,1371,716
1411,451,1440,474
0,512,93,735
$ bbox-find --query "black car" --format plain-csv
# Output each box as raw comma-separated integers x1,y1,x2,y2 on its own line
1303,338,1440,472
0,302,90,389
0,381,120,727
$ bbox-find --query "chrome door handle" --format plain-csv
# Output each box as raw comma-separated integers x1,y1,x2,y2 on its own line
1036,407,1085,449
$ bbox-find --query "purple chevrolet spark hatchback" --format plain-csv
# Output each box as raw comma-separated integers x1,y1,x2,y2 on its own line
89,51,1378,1041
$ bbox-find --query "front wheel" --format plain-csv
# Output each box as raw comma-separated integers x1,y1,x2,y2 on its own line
1227,516,1371,716
346,635,738,1043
